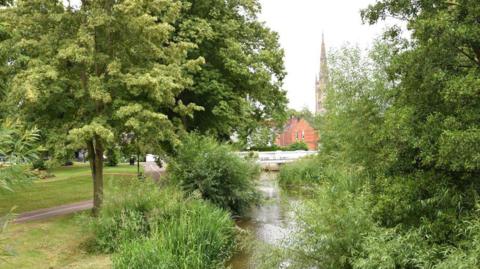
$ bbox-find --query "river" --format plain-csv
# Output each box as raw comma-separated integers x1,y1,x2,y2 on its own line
228,172,298,269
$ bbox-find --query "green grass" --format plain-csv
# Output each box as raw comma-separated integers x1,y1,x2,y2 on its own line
0,215,110,269
0,164,140,215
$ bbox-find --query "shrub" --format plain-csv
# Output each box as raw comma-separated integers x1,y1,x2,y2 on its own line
32,159,47,170
286,141,309,151
106,148,120,167
261,166,375,269
91,180,236,268
262,167,374,269
168,134,261,215
278,156,324,186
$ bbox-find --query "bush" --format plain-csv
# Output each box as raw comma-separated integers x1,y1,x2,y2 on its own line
248,145,280,152
91,180,236,268
106,148,120,167
168,134,261,215
262,166,374,269
278,156,324,186
32,159,47,170
286,141,309,151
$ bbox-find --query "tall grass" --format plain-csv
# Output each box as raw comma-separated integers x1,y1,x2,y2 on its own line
113,200,235,269
278,156,324,187
90,180,236,268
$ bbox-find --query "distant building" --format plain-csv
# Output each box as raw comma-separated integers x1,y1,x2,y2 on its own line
275,117,319,150
315,33,328,115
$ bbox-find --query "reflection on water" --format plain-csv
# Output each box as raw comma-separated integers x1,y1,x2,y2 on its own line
229,172,296,269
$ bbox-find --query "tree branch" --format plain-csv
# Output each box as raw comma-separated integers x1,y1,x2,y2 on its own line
456,47,480,68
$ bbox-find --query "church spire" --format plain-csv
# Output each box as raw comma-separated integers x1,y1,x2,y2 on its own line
316,33,328,114
319,32,328,81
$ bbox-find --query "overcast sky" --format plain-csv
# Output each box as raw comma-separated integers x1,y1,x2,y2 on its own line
258,0,392,111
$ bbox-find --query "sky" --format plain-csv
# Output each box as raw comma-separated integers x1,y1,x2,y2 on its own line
258,0,394,111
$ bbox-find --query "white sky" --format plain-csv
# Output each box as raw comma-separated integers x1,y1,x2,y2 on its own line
258,0,394,111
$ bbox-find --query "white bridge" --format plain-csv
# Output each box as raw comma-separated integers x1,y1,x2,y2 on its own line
238,151,317,168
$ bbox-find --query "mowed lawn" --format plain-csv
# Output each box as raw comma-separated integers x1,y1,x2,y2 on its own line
0,163,140,215
1,215,110,269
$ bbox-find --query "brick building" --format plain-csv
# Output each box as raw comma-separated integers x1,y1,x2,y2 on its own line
275,117,319,150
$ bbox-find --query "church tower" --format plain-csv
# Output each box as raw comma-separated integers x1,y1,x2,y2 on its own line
315,33,328,114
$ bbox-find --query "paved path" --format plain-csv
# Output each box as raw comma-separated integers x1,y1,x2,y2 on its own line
143,161,166,182
14,200,93,223
13,162,165,223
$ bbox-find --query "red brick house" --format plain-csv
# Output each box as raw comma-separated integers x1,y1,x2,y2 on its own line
275,117,319,150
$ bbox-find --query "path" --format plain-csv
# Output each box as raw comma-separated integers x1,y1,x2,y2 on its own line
143,161,166,182
14,200,93,223
14,162,165,223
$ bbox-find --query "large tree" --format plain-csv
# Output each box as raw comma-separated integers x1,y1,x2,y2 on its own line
0,0,204,215
173,0,288,141
361,0,480,178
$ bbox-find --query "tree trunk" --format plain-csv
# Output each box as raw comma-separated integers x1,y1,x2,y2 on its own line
87,136,104,217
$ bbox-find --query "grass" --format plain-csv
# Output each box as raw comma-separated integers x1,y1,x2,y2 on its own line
278,156,323,187
0,163,140,215
0,214,110,269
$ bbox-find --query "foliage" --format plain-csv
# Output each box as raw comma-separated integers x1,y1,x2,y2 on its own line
282,168,373,269
0,124,40,192
31,159,47,170
0,0,207,214
175,0,288,141
168,134,260,215
0,123,40,261
246,124,278,150
248,142,309,152
271,7,480,264
112,199,235,269
278,156,324,187
106,147,120,167
286,141,309,151
90,181,235,268
0,125,40,165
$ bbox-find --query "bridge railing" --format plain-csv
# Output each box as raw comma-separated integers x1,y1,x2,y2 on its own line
237,150,318,164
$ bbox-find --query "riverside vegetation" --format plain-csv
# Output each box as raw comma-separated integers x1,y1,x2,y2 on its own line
168,134,261,215
90,182,236,269
264,1,480,267
87,134,259,268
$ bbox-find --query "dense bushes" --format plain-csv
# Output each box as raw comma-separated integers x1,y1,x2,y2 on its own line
168,134,260,215
90,181,236,268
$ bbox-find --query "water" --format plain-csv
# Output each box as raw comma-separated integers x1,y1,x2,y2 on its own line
229,172,296,269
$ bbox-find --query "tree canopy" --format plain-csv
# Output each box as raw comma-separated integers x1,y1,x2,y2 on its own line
174,0,288,141
0,0,205,214
0,0,287,214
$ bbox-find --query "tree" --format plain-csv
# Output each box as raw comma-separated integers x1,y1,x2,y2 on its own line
173,0,288,141
361,0,480,177
320,42,393,174
0,0,204,216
